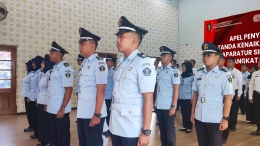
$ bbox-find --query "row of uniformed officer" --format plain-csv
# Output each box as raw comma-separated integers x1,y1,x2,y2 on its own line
191,42,233,146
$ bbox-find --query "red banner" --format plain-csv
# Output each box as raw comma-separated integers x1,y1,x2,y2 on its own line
204,10,260,69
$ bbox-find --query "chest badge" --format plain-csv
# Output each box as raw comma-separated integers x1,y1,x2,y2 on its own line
228,77,232,83
128,67,132,71
214,75,218,78
143,67,151,76
88,66,90,69
232,75,235,79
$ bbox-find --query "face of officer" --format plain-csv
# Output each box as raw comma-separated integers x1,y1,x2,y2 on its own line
41,60,45,70
202,52,219,67
77,59,83,66
217,57,225,68
171,60,176,66
116,32,140,55
190,60,195,68
241,65,248,72
79,40,97,58
161,54,172,65
32,61,36,69
49,51,63,64
182,64,186,72
154,60,159,68
227,59,235,68
250,67,256,73
106,59,114,68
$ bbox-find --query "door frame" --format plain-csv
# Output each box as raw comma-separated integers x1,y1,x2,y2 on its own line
0,45,17,115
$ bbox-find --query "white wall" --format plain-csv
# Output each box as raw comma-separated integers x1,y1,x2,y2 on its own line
178,0,260,46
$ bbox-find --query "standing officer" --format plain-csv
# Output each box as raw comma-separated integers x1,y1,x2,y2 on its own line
77,27,108,146
22,59,35,132
191,42,233,146
249,60,260,135
103,54,116,137
240,64,250,115
109,16,156,146
156,46,180,146
47,41,74,146
75,54,84,123
226,58,242,131
190,59,197,74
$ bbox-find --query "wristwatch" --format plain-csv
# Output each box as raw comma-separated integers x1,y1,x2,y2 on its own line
94,113,102,118
222,116,229,121
142,128,151,136
170,105,176,109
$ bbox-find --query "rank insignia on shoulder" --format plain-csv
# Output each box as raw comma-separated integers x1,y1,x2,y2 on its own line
171,66,176,69
228,77,232,83
198,68,204,71
65,73,71,78
50,70,53,74
64,63,69,67
99,65,105,71
143,67,151,76
138,52,146,58
220,68,227,72
174,73,178,77
96,56,103,60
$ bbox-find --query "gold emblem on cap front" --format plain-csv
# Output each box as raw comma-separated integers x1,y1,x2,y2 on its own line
79,28,82,35
203,43,208,49
160,47,164,52
118,18,122,26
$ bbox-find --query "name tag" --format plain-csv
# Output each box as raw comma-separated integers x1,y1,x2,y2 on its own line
201,97,206,104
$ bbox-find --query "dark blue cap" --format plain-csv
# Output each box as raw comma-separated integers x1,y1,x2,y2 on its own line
159,46,176,55
201,42,221,54
78,27,101,43
77,54,85,60
49,41,69,54
106,54,117,62
25,59,32,65
116,16,148,39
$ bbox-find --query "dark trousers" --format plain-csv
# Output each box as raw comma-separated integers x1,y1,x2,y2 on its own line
222,127,229,141
111,134,138,146
37,104,51,144
239,85,246,114
30,101,38,136
47,112,70,146
156,109,176,146
24,97,33,128
77,118,105,146
195,119,222,146
179,99,192,129
105,99,111,126
253,91,260,130
246,88,255,122
229,93,239,129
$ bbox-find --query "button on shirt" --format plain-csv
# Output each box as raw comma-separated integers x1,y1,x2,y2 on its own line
192,66,233,123
179,75,194,100
77,53,108,119
28,69,44,101
104,66,115,100
37,70,51,105
156,63,180,109
228,68,242,96
249,70,260,99
47,61,74,114
242,71,250,85
21,71,34,97
109,49,156,137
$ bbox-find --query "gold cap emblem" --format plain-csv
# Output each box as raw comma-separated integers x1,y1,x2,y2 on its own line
118,18,122,26
203,43,208,50
160,47,164,52
79,28,82,35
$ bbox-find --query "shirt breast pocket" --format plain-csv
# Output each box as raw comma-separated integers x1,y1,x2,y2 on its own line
208,82,221,93
120,73,135,90
81,71,95,85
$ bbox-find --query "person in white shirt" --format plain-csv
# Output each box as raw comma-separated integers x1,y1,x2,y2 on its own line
240,64,250,115
249,60,260,135
190,59,197,74
226,58,242,132
245,65,258,124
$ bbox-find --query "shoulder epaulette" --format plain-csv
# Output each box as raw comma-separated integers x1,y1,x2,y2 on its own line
137,52,146,58
171,66,176,69
96,56,103,60
220,68,227,72
64,63,69,67
50,70,53,74
197,67,204,71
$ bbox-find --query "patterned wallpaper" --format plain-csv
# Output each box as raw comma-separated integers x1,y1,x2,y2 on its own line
0,0,178,113
177,45,204,70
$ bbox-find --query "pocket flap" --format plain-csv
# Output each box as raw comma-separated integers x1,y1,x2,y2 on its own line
121,107,141,116
210,104,223,110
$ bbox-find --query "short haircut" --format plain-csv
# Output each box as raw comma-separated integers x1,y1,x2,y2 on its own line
171,59,176,64
228,58,235,63
190,59,196,64
242,64,248,67
176,64,179,67
89,39,98,48
154,60,160,63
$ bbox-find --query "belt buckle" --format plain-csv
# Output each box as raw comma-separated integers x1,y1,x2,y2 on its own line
201,97,206,104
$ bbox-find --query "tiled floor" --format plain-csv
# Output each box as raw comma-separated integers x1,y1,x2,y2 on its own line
0,110,259,146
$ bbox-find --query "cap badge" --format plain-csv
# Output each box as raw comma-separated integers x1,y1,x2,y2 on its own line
118,18,122,26
160,47,164,52
203,43,209,49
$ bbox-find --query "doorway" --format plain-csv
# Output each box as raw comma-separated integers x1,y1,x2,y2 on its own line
0,45,17,116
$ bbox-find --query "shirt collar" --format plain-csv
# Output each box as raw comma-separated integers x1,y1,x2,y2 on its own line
86,53,98,62
54,60,65,68
109,66,114,71
119,49,139,63
203,65,219,74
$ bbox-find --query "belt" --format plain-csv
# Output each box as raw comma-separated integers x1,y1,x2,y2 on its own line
112,97,143,105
